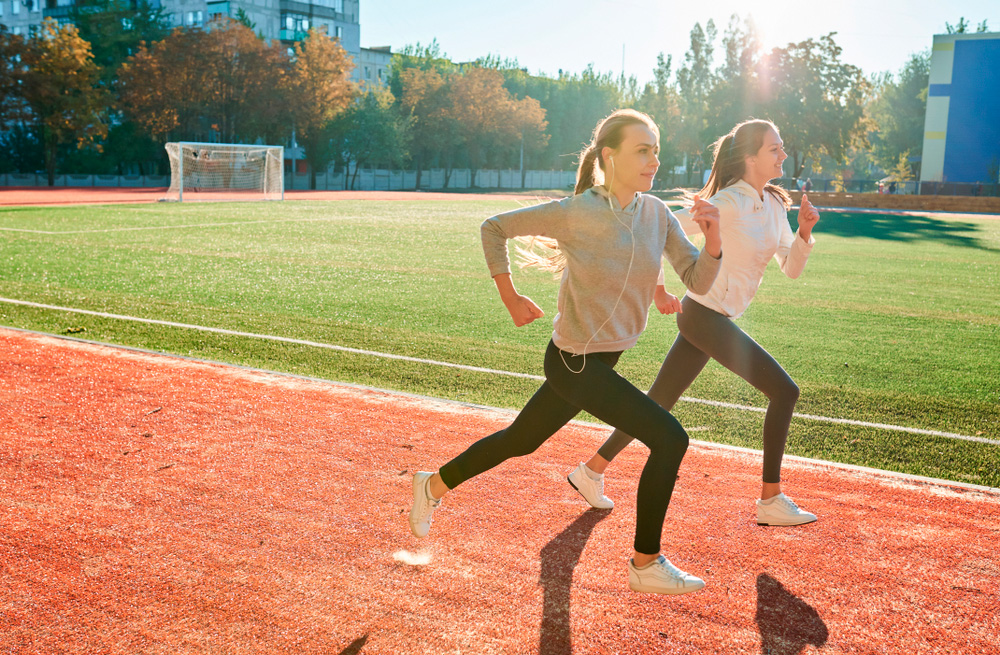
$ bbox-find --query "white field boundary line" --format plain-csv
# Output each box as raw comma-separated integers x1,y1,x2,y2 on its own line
5,324,1000,497
2,296,997,447
0,216,345,235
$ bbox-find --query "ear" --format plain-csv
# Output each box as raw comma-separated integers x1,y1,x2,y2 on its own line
601,145,615,164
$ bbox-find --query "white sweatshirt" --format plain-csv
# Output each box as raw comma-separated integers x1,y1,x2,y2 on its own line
667,179,814,318
482,186,721,354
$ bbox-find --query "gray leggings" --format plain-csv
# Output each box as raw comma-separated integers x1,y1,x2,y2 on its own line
596,296,798,483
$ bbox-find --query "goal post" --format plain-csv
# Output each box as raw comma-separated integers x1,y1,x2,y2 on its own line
163,142,284,202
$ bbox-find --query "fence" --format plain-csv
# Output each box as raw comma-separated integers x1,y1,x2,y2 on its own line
5,171,996,197
1,168,577,191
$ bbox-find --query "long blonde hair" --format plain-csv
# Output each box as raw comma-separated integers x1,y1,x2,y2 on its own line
694,118,791,209
518,109,659,274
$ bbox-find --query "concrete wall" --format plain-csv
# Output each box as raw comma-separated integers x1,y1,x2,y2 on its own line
787,190,1000,215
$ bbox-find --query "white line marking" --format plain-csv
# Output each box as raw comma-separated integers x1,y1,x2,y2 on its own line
0,216,343,235
2,296,996,446
7,324,1000,496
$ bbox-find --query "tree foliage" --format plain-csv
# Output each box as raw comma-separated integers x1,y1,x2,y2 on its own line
289,27,355,188
756,34,869,173
119,18,289,144
69,0,172,89
334,89,410,189
18,19,110,185
866,51,929,174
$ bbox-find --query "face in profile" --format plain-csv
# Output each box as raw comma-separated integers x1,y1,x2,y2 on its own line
747,127,788,183
607,123,661,194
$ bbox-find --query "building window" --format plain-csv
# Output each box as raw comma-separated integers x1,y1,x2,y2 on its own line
335,25,342,39
12,0,20,15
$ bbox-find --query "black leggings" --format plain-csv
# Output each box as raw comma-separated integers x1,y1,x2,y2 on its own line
596,296,799,483
439,340,689,555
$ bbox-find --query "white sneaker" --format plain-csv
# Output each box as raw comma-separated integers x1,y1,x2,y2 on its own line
567,462,614,509
756,493,817,526
628,555,706,595
409,471,441,538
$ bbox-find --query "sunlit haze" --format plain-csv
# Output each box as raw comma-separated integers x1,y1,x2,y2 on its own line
363,0,1000,82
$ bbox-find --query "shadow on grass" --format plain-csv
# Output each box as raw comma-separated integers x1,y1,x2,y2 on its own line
792,208,997,252
756,573,829,654
538,509,612,655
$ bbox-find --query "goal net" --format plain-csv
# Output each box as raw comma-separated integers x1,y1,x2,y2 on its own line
163,142,284,202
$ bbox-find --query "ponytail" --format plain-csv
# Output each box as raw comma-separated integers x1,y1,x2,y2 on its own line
574,145,601,195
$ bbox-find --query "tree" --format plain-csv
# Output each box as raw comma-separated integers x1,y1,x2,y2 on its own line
119,18,289,145
510,95,549,187
399,65,458,188
706,15,763,143
69,0,172,89
18,19,109,185
448,67,522,187
636,53,683,179
386,39,456,102
334,89,410,189
0,27,27,129
757,34,869,175
890,150,915,182
675,20,717,184
866,51,929,176
289,27,355,189
945,17,989,33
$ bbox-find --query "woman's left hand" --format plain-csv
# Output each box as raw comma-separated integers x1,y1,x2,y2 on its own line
654,285,682,315
798,193,820,241
690,195,722,258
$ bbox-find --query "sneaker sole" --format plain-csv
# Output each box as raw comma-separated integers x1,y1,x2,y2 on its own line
567,476,614,510
409,473,431,538
756,516,818,527
628,580,706,595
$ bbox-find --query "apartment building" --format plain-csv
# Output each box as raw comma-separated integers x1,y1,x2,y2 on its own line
1,0,379,83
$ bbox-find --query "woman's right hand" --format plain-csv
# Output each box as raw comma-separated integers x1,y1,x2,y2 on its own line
504,294,545,327
493,273,544,326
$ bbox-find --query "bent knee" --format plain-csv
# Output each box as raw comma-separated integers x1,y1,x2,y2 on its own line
645,427,689,456
771,379,799,404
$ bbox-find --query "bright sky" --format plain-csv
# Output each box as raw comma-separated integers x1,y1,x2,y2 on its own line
362,0,1000,83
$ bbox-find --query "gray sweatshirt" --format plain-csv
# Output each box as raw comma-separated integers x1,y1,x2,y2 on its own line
481,186,721,354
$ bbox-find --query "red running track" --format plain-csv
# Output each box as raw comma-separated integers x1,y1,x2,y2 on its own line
0,328,997,654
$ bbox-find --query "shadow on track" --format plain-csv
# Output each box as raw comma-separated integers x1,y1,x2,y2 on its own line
538,509,612,654
756,572,829,654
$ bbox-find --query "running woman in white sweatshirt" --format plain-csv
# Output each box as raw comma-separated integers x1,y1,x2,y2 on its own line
409,109,723,595
568,118,822,527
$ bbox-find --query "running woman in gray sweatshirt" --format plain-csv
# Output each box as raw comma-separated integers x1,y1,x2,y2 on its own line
569,119,821,528
409,109,723,595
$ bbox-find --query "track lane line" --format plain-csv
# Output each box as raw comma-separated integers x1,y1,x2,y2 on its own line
2,296,996,446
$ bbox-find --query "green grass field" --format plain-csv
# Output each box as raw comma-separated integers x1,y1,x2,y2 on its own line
2,198,998,487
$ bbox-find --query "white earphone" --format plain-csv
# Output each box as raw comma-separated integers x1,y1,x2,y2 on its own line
559,149,637,374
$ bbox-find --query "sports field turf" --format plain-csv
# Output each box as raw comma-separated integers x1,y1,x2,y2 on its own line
1,198,997,487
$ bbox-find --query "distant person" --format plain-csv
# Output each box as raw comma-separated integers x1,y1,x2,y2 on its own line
408,109,723,595
568,118,821,528
802,177,813,193
889,181,897,194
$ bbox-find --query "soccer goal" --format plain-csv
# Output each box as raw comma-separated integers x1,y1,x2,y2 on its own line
163,142,284,202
